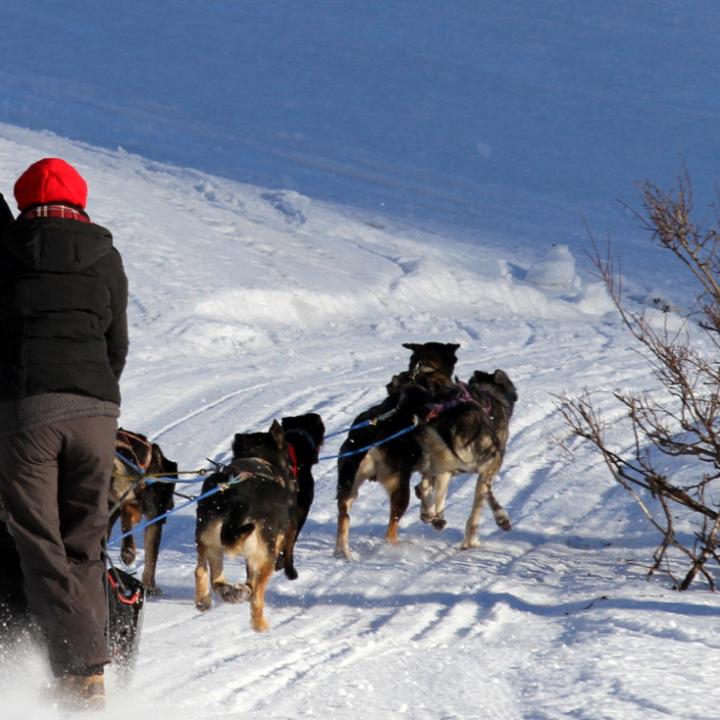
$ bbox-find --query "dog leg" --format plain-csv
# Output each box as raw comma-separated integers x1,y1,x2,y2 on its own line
141,522,164,596
335,498,355,559
461,474,492,549
488,487,511,531
385,472,411,545
120,503,141,566
429,472,452,531
246,557,274,632
336,452,375,559
335,473,367,559
415,474,437,524
194,536,212,611
281,522,299,580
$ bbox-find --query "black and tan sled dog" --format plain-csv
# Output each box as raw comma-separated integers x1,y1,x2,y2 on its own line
415,369,518,548
194,420,298,632
334,342,459,559
110,428,177,595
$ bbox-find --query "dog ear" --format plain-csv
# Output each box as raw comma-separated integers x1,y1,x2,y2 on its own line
311,413,326,442
386,372,406,395
232,433,253,458
402,342,422,351
447,343,461,352
269,419,286,449
493,369,518,402
470,370,492,385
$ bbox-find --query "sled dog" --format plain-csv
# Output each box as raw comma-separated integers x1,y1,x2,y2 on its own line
110,428,177,595
335,342,459,559
194,421,297,632
281,413,326,544
414,369,518,548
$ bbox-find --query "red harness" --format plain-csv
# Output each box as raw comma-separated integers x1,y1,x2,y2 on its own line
287,442,299,481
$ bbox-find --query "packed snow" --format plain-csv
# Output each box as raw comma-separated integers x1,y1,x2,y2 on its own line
1,3,720,719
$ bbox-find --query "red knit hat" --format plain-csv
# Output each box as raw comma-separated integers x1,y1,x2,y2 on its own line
14,158,88,211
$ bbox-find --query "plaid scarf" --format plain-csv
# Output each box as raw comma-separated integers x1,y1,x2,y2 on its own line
19,204,90,223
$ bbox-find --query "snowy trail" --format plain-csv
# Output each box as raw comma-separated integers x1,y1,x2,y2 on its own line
2,130,719,720
103,154,718,719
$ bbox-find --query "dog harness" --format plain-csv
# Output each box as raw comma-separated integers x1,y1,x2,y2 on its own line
283,427,317,451
217,457,289,489
116,429,154,473
423,381,491,422
287,443,299,481
283,427,320,474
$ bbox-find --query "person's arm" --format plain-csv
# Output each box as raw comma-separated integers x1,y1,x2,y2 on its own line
105,248,129,381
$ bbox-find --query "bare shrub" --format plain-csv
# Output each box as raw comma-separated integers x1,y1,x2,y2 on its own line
557,174,720,590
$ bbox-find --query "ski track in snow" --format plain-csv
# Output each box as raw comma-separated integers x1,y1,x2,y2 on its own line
1,129,720,720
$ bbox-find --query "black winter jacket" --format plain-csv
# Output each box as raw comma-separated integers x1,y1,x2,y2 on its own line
0,214,128,404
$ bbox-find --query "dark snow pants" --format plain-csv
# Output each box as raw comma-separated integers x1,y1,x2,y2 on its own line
0,416,116,676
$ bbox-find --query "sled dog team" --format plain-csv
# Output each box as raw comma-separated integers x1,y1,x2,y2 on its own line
109,341,517,632
1,340,517,635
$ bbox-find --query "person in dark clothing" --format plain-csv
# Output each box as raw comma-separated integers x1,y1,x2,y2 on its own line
0,158,128,710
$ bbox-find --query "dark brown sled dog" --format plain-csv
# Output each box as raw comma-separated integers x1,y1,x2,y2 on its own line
334,342,459,559
194,420,298,632
110,428,177,595
415,369,518,548
281,412,325,544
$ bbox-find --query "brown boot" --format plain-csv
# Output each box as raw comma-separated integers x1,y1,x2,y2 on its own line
54,673,105,712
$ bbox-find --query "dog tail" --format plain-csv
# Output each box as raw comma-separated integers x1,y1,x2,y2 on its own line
220,519,256,547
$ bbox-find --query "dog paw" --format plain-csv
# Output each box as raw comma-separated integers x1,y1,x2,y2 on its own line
431,517,447,531
284,565,298,581
460,537,481,550
252,616,270,633
120,548,137,566
496,516,512,531
333,545,353,560
217,583,252,604
195,596,212,612
145,584,163,597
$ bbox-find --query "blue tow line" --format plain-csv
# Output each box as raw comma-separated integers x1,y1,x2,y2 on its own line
108,468,241,545
318,421,418,461
108,416,420,547
321,408,399,440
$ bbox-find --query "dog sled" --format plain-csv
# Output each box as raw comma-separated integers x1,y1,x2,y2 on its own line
0,505,145,684
106,564,145,682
